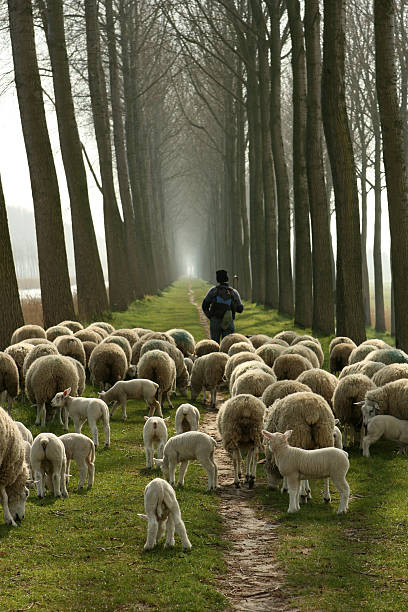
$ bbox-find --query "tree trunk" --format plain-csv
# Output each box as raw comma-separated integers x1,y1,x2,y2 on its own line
359,145,371,326
8,0,75,327
321,0,366,343
373,110,386,332
374,0,408,350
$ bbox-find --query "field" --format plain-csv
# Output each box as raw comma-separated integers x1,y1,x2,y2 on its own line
3,278,408,611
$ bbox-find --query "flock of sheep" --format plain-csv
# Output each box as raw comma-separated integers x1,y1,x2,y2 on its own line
0,320,408,551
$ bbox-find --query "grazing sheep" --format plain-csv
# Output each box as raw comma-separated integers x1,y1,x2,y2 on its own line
291,335,321,347
101,335,132,366
54,335,86,367
361,338,391,349
98,379,160,419
358,361,386,379
30,433,68,498
143,416,169,468
273,354,312,381
0,352,19,413
22,343,59,382
51,388,110,448
297,369,338,408
231,370,276,398
23,338,54,347
297,340,325,368
329,337,356,353
360,404,408,457
255,343,286,368
111,328,139,347
5,343,33,387
329,343,355,374
25,355,79,427
134,328,153,337
175,404,200,434
0,407,29,526
228,341,256,357
268,338,289,347
88,343,128,390
364,348,408,366
10,324,46,345
91,322,115,334
59,320,83,333
194,339,219,358
262,430,350,514
348,344,377,365
138,478,192,551
74,329,102,344
274,331,299,345
45,325,73,342
217,394,265,488
224,351,264,383
372,363,408,387
141,340,185,379
261,380,311,409
176,365,190,396
332,374,376,447
229,361,275,394
130,339,144,367
283,345,320,369
249,334,273,349
137,350,176,411
143,332,176,346
154,431,218,491
358,379,408,421
87,325,109,340
59,433,95,488
219,333,250,354
14,421,33,444
166,328,195,356
190,352,228,409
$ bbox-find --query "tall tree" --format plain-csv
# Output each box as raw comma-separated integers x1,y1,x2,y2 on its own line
8,0,75,327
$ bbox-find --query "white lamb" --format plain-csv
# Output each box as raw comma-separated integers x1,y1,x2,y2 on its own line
143,416,169,469
154,431,218,490
361,403,408,457
98,379,161,420
23,440,33,481
334,419,343,450
59,433,96,488
262,430,350,514
31,433,68,498
175,403,200,434
51,388,110,448
14,421,33,444
138,478,192,551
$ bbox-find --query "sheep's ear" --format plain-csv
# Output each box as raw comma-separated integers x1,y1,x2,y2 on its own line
153,458,163,466
353,401,365,406
283,430,293,440
334,419,339,425
63,387,71,397
144,416,149,421
262,430,273,439
374,402,380,411
163,417,170,422
137,513,148,521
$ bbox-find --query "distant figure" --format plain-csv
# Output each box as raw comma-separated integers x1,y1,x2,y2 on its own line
202,270,244,343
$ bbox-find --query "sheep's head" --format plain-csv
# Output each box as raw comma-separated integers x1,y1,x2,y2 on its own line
356,400,380,425
153,457,169,479
51,387,71,407
7,484,29,523
262,429,293,451
98,391,107,402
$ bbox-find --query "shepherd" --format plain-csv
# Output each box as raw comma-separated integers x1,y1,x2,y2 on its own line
201,270,244,343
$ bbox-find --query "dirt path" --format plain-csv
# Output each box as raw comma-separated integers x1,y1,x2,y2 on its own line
189,283,291,611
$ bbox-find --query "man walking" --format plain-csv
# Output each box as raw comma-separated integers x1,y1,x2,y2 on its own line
201,270,244,343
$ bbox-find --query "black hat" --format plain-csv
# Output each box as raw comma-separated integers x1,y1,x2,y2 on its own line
216,269,228,283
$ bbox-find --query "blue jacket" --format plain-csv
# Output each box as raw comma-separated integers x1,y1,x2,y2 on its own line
201,283,244,320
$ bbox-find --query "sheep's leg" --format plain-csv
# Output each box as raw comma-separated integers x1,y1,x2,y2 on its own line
332,475,350,514
39,403,47,428
77,460,88,489
359,423,365,449
88,418,99,448
177,460,189,487
121,399,127,421
63,406,69,431
65,459,71,486
362,433,380,457
286,475,301,513
281,476,288,495
0,390,6,407
323,478,331,503
248,447,258,489
145,446,153,469
165,391,174,410
200,457,217,490
7,393,13,414
33,468,45,498
173,513,192,551
52,470,62,497
60,457,68,498
169,460,177,487
144,517,159,550
110,401,118,419
164,517,175,548
58,406,64,427
157,518,168,544
233,450,241,488
0,486,17,527
210,387,216,410
87,460,95,487
157,441,165,460
73,417,82,434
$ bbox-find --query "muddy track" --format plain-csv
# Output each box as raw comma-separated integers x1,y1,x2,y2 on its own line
189,283,291,611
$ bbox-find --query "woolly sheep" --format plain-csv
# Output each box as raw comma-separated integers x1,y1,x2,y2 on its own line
88,343,128,390
134,328,153,337
364,348,408,366
130,339,144,367
358,379,408,421
267,338,289,347
262,430,350,514
175,404,200,434
358,361,386,379
291,335,321,347
166,328,195,356
111,328,139,347
360,404,408,456
98,379,161,419
261,380,312,409
372,363,408,387
143,416,169,468
224,351,264,383
0,352,19,413
228,341,256,357
231,370,276,398
154,431,218,490
282,345,320,369
14,421,33,444
5,342,33,386
87,325,109,340
141,339,185,378
59,433,95,488
190,352,228,409
51,388,110,448
229,361,275,394
137,350,176,410
249,334,273,349
65,356,86,395
217,394,265,488
91,322,115,334
74,329,102,344
25,354,79,427
274,331,299,345
45,325,73,342
30,433,68,498
102,335,132,366
360,338,391,349
273,354,312,381
194,339,219,358
22,343,59,381
219,333,250,354
329,337,356,353
0,407,29,526
10,324,46,345
54,335,86,367
131,333,175,367
329,343,355,374
143,332,176,346
176,364,190,396
332,374,376,447
348,344,377,365
297,340,325,368
59,320,83,333
255,343,286,368
138,478,192,551
297,369,338,408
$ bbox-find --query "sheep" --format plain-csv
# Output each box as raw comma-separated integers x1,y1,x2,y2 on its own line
358,361,386,380
231,370,276,398
176,364,189,396
88,343,128,390
45,325,73,342
297,369,338,408
194,339,219,358
130,339,145,367
51,388,110,448
248,334,272,349
134,327,153,337
273,331,299,345
111,328,140,347
364,348,408,365
74,329,102,344
229,361,275,394
5,342,33,389
65,356,86,395
23,338,54,346
140,339,185,378
131,333,176,368
357,379,408,421
87,325,109,340
23,440,32,481
296,340,325,368
137,350,177,411
262,430,350,514
143,332,176,346
10,324,46,345
282,345,320,369
91,322,115,335
14,421,33,444
59,433,95,488
217,394,265,488
143,416,169,468
329,343,355,374
166,328,195,356
332,374,376,447
0,407,29,526
268,338,289,347
273,353,312,381
255,343,286,368
54,335,86,367
154,431,218,491
224,351,264,383
372,363,408,387
348,344,377,365
59,320,83,333
102,335,132,366
175,403,200,434
291,335,321,347
360,405,408,457
0,352,19,413
219,333,251,354
138,478,192,551
333,420,343,449
360,338,391,349
329,336,356,353
22,343,59,382
30,433,68,498
98,379,161,419
190,352,228,409
261,380,312,409
228,341,256,357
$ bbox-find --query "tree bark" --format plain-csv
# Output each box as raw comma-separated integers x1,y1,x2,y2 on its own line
373,109,386,332
359,144,371,326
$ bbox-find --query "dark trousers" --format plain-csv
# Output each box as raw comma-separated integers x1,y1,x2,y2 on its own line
210,317,235,344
